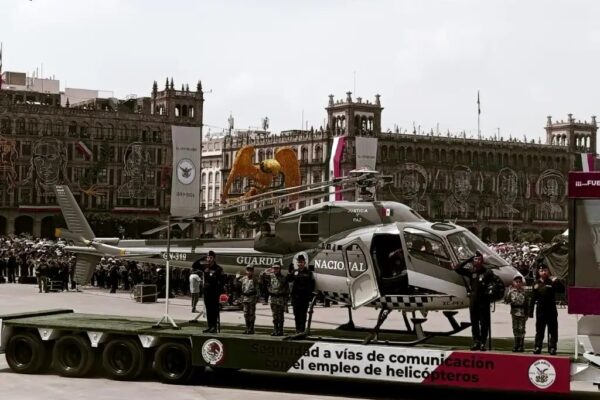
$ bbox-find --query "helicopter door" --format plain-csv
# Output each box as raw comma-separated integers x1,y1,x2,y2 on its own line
402,227,467,298
342,239,381,309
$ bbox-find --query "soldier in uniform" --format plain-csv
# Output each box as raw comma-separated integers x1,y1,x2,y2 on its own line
504,274,528,352
202,250,224,333
239,264,260,334
261,262,289,336
529,263,562,355
288,254,315,333
453,250,496,351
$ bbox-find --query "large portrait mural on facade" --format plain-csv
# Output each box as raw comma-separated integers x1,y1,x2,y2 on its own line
536,169,566,219
118,142,155,198
398,162,427,211
22,138,70,194
497,167,519,214
450,165,472,213
0,135,18,192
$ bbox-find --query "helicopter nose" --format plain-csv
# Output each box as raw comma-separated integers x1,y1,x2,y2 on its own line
494,265,521,286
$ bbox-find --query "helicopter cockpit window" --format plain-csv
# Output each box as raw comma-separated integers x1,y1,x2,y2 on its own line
299,214,319,242
345,243,368,278
447,230,507,268
403,228,451,269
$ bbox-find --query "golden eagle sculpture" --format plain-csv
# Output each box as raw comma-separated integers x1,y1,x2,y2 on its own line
221,145,300,202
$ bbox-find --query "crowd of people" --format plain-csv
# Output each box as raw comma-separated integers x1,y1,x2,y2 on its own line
0,235,76,292
488,242,544,281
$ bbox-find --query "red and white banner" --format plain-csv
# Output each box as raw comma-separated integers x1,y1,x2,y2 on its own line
328,136,346,201
580,153,596,172
75,141,92,160
287,343,570,393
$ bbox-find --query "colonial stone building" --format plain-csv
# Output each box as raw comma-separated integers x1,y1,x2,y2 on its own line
221,93,596,242
0,73,203,237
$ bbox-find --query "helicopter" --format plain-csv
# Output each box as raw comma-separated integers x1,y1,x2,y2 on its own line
54,170,520,344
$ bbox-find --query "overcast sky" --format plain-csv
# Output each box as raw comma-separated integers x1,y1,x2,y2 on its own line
2,0,599,141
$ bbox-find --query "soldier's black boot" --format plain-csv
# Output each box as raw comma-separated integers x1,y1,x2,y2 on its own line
248,322,255,334
517,337,525,352
470,341,481,351
275,322,284,336
512,338,519,352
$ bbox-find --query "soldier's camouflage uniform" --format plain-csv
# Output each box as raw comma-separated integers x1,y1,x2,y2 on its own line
504,286,528,351
262,270,289,336
239,275,259,333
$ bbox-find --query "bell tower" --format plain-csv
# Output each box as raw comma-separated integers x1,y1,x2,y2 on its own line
152,77,204,126
545,114,597,154
326,92,383,137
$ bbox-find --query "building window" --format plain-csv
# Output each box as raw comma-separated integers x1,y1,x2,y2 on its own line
16,119,25,135
21,142,31,156
98,168,108,184
146,170,156,185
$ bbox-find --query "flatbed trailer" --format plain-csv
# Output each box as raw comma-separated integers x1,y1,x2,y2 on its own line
0,309,572,394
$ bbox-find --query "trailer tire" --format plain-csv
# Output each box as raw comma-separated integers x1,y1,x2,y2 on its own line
153,342,194,384
53,335,95,378
102,338,145,380
5,332,48,374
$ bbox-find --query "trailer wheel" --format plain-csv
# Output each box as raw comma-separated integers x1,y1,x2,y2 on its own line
53,335,95,378
102,338,145,380
5,332,48,374
153,342,194,384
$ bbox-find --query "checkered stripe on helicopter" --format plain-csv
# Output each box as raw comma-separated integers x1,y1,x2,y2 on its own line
320,291,350,305
320,291,431,309
374,295,430,309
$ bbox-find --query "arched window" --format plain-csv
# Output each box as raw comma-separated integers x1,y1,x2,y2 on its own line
94,123,103,139
105,124,114,140
28,119,38,136
381,145,388,161
43,120,52,136
189,106,195,118
301,147,308,162
54,120,64,137
16,118,25,135
182,105,188,117
175,105,181,117
314,145,322,162
1,118,11,135
68,121,78,137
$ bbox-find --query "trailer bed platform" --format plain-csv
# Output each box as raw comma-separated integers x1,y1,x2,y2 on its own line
0,310,572,393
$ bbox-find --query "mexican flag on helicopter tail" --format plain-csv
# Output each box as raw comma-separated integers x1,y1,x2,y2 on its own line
328,136,347,201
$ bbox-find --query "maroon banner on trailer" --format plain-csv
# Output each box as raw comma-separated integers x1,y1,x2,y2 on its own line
568,171,600,198
568,287,600,314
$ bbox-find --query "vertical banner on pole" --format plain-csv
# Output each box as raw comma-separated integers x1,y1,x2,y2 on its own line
355,137,378,170
355,136,379,198
328,136,347,201
171,126,202,217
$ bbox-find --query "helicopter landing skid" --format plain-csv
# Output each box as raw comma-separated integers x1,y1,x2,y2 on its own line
332,310,471,346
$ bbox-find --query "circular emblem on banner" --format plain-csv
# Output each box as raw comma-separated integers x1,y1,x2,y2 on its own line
528,359,556,389
201,338,225,365
176,158,196,185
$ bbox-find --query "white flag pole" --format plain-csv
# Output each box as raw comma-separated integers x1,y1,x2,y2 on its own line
153,215,179,329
